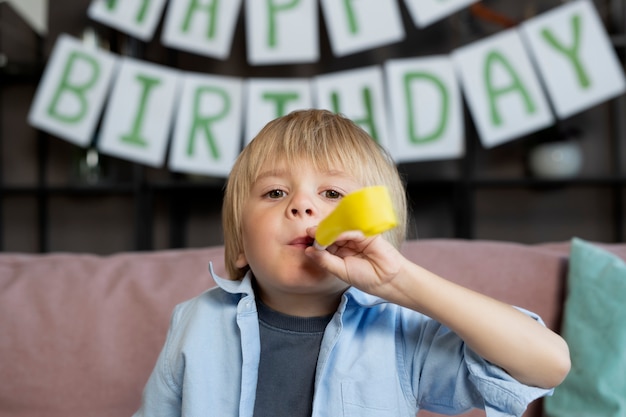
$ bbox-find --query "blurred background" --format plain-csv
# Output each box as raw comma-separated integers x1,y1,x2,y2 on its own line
1,0,625,254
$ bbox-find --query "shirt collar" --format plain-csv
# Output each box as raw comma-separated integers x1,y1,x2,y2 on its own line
208,262,388,309
209,262,254,296
344,287,388,308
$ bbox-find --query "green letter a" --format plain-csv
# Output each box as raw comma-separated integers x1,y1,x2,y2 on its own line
182,0,220,39
484,50,536,126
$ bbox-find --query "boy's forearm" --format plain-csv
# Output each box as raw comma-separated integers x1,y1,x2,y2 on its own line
379,259,571,389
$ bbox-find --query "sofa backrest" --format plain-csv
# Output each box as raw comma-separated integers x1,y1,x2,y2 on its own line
3,238,618,417
400,239,571,332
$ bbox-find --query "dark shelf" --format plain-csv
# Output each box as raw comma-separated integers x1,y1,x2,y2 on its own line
0,62,43,84
470,177,626,188
2,183,136,196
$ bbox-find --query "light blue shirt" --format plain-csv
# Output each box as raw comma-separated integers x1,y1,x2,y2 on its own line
133,264,551,417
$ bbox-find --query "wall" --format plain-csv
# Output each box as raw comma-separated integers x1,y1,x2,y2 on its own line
1,0,624,253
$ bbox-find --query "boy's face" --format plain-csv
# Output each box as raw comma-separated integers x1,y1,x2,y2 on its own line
235,160,361,314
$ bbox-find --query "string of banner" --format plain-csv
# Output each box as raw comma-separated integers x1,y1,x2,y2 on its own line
28,0,626,178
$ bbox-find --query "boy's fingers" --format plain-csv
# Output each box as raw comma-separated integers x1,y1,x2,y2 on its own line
305,247,347,279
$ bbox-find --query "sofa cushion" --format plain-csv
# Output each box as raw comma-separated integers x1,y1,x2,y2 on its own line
0,239,607,417
0,247,224,417
544,238,626,417
401,239,570,332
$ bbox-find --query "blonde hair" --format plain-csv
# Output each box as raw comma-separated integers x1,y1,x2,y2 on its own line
223,109,407,280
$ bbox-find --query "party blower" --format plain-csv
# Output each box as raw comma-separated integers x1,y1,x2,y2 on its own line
313,185,398,250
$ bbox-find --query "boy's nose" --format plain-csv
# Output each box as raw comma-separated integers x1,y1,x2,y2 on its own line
291,207,313,216
288,193,316,217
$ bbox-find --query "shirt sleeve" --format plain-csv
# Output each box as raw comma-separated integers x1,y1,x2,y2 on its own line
132,306,184,417
404,307,553,417
463,308,554,417
464,347,552,417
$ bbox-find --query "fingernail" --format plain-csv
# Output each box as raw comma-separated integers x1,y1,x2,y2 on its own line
313,240,326,251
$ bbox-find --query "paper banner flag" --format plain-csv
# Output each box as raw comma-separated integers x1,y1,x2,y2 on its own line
97,57,180,167
452,28,554,148
27,1,626,174
168,73,243,178
0,0,48,35
161,0,242,60
314,66,391,152
320,0,405,57
245,0,319,65
87,0,167,41
28,34,118,147
403,0,479,28
521,0,626,119
244,78,313,145
385,56,464,162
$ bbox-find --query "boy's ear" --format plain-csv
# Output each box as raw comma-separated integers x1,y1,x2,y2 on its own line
235,252,248,269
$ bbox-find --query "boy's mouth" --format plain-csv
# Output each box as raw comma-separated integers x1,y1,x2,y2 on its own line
290,236,315,248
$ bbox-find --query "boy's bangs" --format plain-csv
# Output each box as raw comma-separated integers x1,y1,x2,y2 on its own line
247,127,369,185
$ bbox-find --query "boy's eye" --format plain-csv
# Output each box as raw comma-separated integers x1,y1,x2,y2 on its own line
266,189,285,199
323,189,342,199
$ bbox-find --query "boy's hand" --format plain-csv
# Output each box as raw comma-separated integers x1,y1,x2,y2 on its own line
304,226,406,296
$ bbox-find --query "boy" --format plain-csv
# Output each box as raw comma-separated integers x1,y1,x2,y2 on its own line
134,109,570,417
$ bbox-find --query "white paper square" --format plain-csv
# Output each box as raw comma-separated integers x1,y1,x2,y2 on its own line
452,28,555,148
88,0,167,41
244,78,312,145
161,0,242,60
97,57,180,167
169,73,244,178
28,34,118,147
521,0,626,119
403,0,478,28
245,0,319,65
385,56,464,162
314,66,391,152
320,0,405,57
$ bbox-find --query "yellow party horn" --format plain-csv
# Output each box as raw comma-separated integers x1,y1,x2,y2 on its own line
313,185,398,250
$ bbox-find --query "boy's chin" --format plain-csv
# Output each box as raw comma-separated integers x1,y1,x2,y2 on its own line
300,262,340,282
282,267,347,291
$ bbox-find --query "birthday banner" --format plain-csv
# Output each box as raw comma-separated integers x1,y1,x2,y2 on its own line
28,0,626,178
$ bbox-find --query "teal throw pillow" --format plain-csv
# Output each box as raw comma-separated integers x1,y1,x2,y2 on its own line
544,238,626,416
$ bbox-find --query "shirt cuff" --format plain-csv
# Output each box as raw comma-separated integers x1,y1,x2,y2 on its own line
464,347,553,417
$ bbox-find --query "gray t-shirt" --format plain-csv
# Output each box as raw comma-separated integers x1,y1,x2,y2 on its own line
253,298,333,417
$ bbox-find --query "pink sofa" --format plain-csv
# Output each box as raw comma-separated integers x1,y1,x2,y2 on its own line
2,238,624,417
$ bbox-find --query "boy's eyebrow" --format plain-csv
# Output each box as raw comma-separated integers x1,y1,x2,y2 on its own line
256,169,287,181
255,167,352,181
